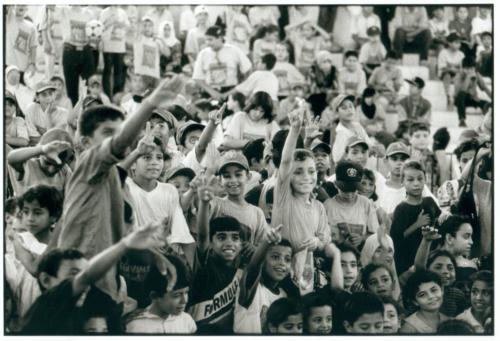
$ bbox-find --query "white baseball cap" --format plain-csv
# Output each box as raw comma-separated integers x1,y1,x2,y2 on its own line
194,5,209,16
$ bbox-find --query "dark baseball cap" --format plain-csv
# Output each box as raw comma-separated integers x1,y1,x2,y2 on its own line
335,160,362,192
405,77,425,89
165,166,196,182
367,26,381,36
311,139,332,154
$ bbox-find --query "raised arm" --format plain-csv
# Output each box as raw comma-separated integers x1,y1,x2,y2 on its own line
195,103,225,162
196,174,216,254
117,122,156,170
7,140,72,173
325,243,343,290
278,106,304,178
414,226,441,270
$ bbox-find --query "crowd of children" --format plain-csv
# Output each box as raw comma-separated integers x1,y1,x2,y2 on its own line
4,4,493,335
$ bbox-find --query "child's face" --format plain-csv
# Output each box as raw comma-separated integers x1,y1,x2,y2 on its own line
83,317,108,333
383,303,400,334
471,280,492,313
318,57,332,72
131,74,147,93
384,58,397,72
345,145,368,167
156,287,189,316
168,175,191,195
85,119,124,148
5,100,17,118
163,23,172,38
134,145,164,180
265,31,279,42
433,9,444,20
409,130,429,150
372,245,394,268
313,150,330,174
220,165,249,197
341,251,359,290
449,223,473,256
479,8,490,18
359,176,375,198
457,7,468,21
211,231,242,262
248,107,265,122
290,157,317,195
39,153,66,176
366,267,394,298
196,13,208,26
275,44,289,62
402,168,425,197
270,313,303,334
37,89,56,107
302,24,315,38
387,154,408,176
150,117,171,142
44,257,89,290
368,34,380,43
345,312,384,334
183,129,202,153
142,20,155,37
344,56,358,71
458,150,475,172
206,35,224,52
428,255,456,287
307,305,332,334
7,70,21,85
21,200,53,236
264,244,292,282
336,188,357,203
52,79,64,94
337,99,356,122
413,281,443,312
481,35,492,48
409,84,421,96
89,82,102,96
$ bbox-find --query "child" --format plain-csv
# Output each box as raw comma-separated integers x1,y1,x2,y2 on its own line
397,77,432,122
7,128,73,196
24,81,70,145
86,74,112,105
456,270,492,333
401,270,449,333
337,50,367,97
232,53,279,101
277,83,307,127
5,90,29,148
242,138,267,194
307,51,339,117
351,6,381,48
342,292,385,334
310,140,337,201
225,6,252,55
381,296,402,333
324,161,379,250
361,263,396,299
338,243,361,292
390,160,441,275
272,42,306,99
120,73,155,116
409,122,440,193
359,26,387,79
448,6,472,43
165,166,197,237
476,31,492,78
233,225,300,333
368,50,403,110
301,292,333,334
125,256,197,334
428,6,449,48
134,16,170,79
158,21,182,74
265,297,303,334
54,77,184,301
50,75,73,112
252,24,279,64
438,33,464,109
471,6,491,45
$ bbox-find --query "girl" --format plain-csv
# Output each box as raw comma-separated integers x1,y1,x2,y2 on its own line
357,87,386,137
226,5,252,56
222,91,279,150
5,91,29,148
361,263,397,299
159,21,182,74
252,24,279,64
401,270,449,333
301,292,333,334
265,297,303,334
307,51,339,117
381,296,402,334
224,91,246,132
339,243,361,293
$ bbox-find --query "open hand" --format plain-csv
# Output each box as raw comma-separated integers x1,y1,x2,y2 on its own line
41,140,72,165
265,225,283,245
305,115,322,140
208,102,226,125
136,122,156,155
122,221,164,250
148,75,184,106
416,210,431,228
288,107,304,129
298,238,317,252
421,225,441,241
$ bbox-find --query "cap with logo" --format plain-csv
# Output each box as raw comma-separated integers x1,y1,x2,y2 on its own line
151,108,178,130
206,25,224,38
405,77,425,89
335,160,362,192
386,141,410,157
331,94,356,112
217,150,249,174
176,120,206,145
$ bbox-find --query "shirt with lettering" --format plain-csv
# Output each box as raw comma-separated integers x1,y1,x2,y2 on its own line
5,16,37,71
224,112,279,143
272,62,306,97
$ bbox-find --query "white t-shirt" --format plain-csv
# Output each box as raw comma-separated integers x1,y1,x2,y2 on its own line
235,70,279,101
471,16,492,37
437,48,464,74
352,13,381,40
378,183,438,215
126,309,197,334
182,142,221,175
179,8,196,33
127,180,194,246
193,44,252,88
184,26,207,57
5,16,37,71
248,6,279,28
100,7,130,53
272,62,305,97
224,112,279,142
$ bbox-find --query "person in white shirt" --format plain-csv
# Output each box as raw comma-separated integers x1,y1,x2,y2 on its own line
471,6,491,45
184,5,210,64
272,43,305,99
351,6,381,48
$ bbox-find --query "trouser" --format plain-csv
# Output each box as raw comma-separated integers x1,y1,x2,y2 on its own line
62,43,97,106
393,28,432,60
102,52,126,99
454,91,490,121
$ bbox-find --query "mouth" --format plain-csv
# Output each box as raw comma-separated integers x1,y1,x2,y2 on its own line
273,267,287,275
222,248,236,256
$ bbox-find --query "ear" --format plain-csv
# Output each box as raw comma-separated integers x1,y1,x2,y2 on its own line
39,272,55,290
445,233,454,245
343,321,353,333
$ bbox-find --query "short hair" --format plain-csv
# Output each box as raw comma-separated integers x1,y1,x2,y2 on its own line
271,130,304,168
432,127,450,151
229,91,246,110
144,254,191,296
454,139,479,159
81,288,123,334
344,50,358,59
301,292,332,333
409,121,430,135
437,319,475,335
427,249,458,273
37,248,85,277
361,263,394,289
265,24,279,34
5,197,19,215
361,168,378,201
401,160,426,178
244,91,274,123
480,31,492,39
19,185,63,220
243,138,265,164
338,243,360,261
261,53,277,70
469,270,493,287
209,216,243,240
266,297,302,330
403,270,442,310
438,215,470,244
385,50,400,60
293,148,315,162
79,105,125,137
380,296,404,315
342,292,384,324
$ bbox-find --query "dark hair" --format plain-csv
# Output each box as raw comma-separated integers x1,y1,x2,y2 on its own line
462,57,476,68
402,160,426,178
37,248,85,277
271,130,304,168
265,187,274,205
403,270,442,310
145,255,191,297
470,270,493,287
209,216,243,240
361,263,394,291
20,185,63,220
261,53,277,70
454,138,479,159
338,243,360,261
344,50,358,59
265,24,279,35
480,31,492,39
409,121,430,135
5,197,19,215
438,215,470,245
266,297,302,332
79,105,125,137
432,127,450,151
361,168,378,201
244,91,274,123
301,292,332,333
293,148,315,162
427,250,458,277
385,50,400,60
81,288,123,334
380,296,404,315
342,292,384,324
243,138,265,165
230,91,246,110
437,319,475,335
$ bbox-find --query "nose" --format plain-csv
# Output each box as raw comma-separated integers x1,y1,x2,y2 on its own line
180,293,188,304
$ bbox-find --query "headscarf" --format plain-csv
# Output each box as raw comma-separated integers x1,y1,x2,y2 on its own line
360,233,395,268
159,20,179,47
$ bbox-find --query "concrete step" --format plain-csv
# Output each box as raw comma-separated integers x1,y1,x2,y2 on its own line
422,80,447,111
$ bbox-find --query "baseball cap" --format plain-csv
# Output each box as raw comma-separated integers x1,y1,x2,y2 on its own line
151,108,178,130
34,80,57,94
88,75,102,86
446,32,461,43
82,95,103,109
206,25,224,38
311,139,332,154
331,94,355,112
386,141,410,157
5,90,17,104
335,160,362,192
176,120,205,145
6,65,20,76
141,15,154,23
194,5,209,16
405,77,425,89
346,135,369,149
165,166,196,182
217,150,249,174
367,26,381,36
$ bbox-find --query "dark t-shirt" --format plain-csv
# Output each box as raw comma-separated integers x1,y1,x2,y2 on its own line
391,197,441,274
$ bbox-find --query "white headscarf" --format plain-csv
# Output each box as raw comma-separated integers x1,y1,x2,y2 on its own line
159,20,179,47
360,233,395,268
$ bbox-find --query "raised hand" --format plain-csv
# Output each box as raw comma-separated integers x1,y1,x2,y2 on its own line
122,221,164,250
41,140,72,165
208,102,226,125
416,210,431,228
265,225,283,245
421,225,441,241
298,238,317,252
197,171,217,203
288,107,304,130
78,78,88,101
148,75,184,106
136,122,156,155
304,115,322,140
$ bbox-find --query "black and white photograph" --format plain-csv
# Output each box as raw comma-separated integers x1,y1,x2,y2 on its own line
2,2,494,336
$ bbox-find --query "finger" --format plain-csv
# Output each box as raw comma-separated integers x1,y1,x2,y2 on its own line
164,259,178,291
145,121,151,136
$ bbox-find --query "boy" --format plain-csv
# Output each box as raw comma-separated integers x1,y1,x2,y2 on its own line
342,292,385,334
471,6,491,45
5,90,29,148
233,225,300,333
338,50,367,97
232,53,279,101
7,128,73,196
324,161,379,250
456,270,492,333
126,256,197,334
184,5,210,65
243,138,267,194
351,6,381,48
397,77,432,122
368,50,403,109
438,33,464,110
21,222,171,334
409,122,440,193
428,6,449,47
476,32,492,78
390,160,441,274
310,139,337,202
272,43,306,99
359,26,387,79
277,82,307,127
54,76,183,301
